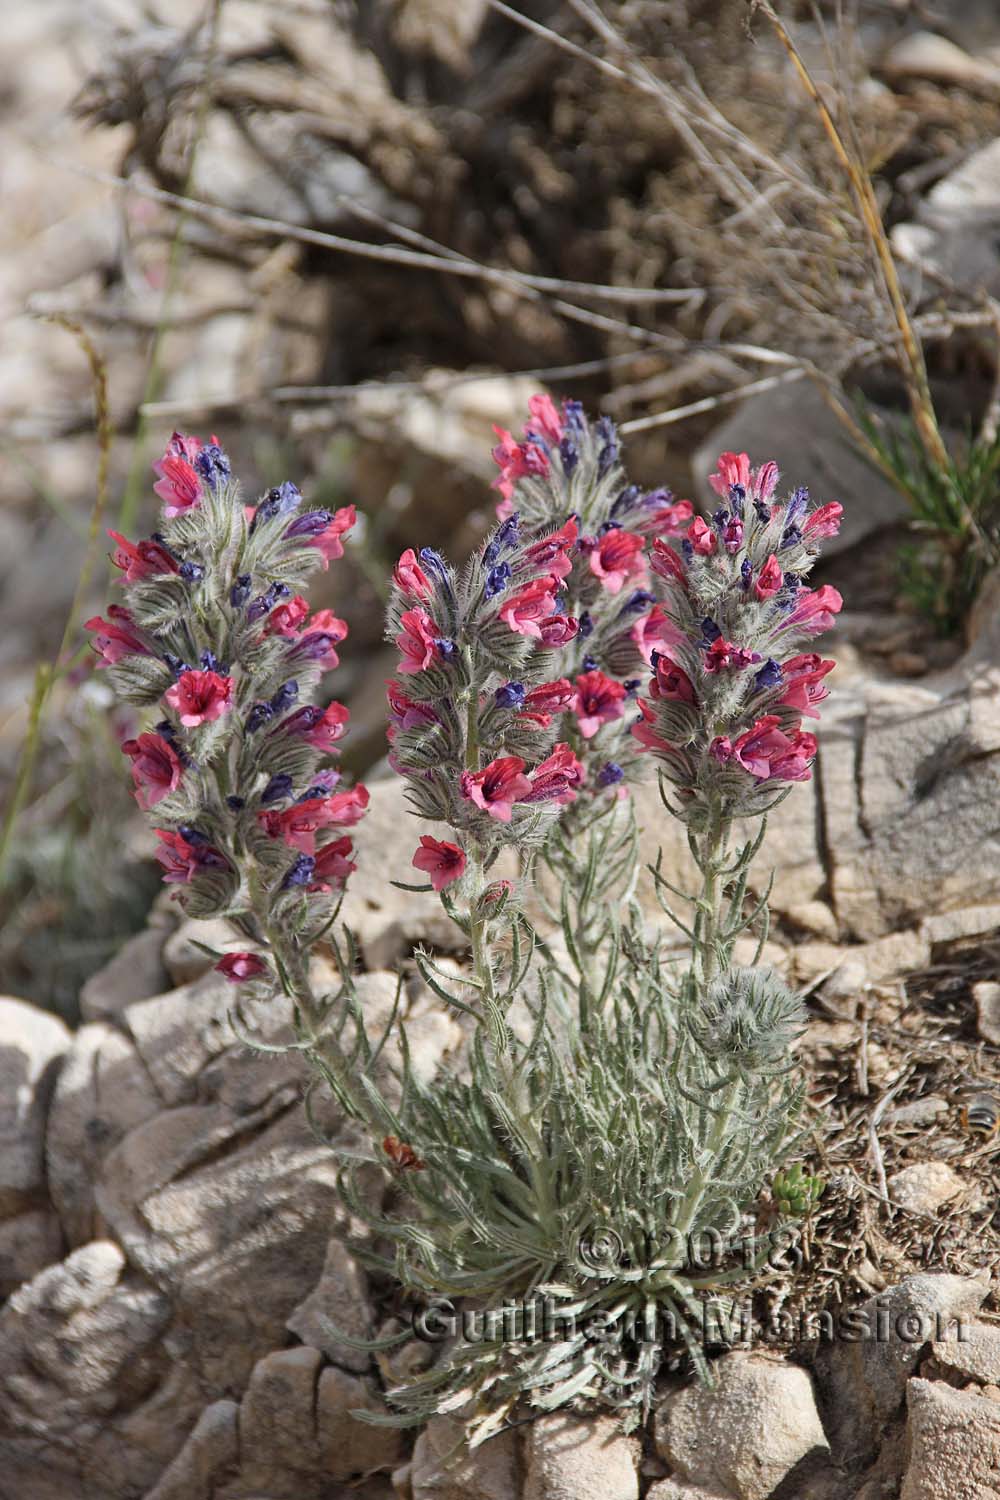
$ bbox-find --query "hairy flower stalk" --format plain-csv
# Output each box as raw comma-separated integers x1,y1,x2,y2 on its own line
87,434,370,1113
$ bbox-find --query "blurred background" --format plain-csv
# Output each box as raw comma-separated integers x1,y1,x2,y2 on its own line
2,0,1000,1020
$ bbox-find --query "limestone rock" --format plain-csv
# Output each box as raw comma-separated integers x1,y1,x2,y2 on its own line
0,1208,63,1299
931,1321,1000,1386
143,1399,240,1500
79,923,170,1022
887,1162,965,1215
45,1022,161,1247
655,1352,828,1500
920,904,1000,949
411,1414,520,1500
523,1410,639,1500
892,137,1000,299
901,1378,1000,1500
646,1482,734,1500
227,1345,404,1496
974,981,1000,1045
882,31,1000,90
286,1236,374,1375
0,998,70,1217
813,1274,991,1466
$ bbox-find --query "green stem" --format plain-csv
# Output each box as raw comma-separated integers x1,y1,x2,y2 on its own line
695,797,729,988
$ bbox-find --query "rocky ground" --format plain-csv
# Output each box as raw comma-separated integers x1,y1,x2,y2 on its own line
4,0,1000,1496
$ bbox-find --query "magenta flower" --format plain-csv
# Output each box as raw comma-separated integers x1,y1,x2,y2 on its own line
216,952,269,982
522,678,575,726
632,604,687,662
707,451,751,499
460,756,533,822
631,699,679,755
412,835,467,891
729,716,793,778
572,670,627,739
108,531,179,583
308,505,356,568
649,539,688,587
768,728,818,782
722,517,744,553
394,548,432,598
753,555,784,601
651,657,696,705
153,433,203,517
703,639,761,675
777,654,835,718
154,829,227,884
521,743,586,804
803,502,843,540
295,612,348,671
121,732,183,810
280,701,351,751
782,584,843,635
526,393,564,447
386,680,438,732
309,835,357,892
588,530,647,594
537,614,579,647
491,426,549,502
499,576,559,638
266,596,310,637
648,499,694,536
521,518,578,580
396,608,441,673
84,607,151,667
165,669,234,727
259,786,369,852
688,518,718,556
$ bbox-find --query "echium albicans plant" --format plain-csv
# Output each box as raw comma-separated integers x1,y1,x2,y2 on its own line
90,409,843,1441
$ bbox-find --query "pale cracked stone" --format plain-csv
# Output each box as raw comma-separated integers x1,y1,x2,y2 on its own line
813,1274,991,1467
887,1162,966,1216
0,997,70,1217
931,1321,1000,1387
523,1411,639,1500
901,1378,1000,1500
411,1413,519,1500
655,1351,828,1500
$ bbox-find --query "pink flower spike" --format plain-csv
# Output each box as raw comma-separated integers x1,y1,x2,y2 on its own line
309,836,357,892
649,499,694,536
527,393,564,446
777,654,835,719
650,541,687,590
460,756,533,822
753,460,780,502
753,555,784,601
783,584,843,636
521,742,586,804
310,505,356,568
396,607,441,673
266,595,310,637
572,670,627,739
588,530,647,594
803,502,843,540
165,670,233,727
108,531,179,583
651,657,696,705
708,451,751,499
499,576,558,638
632,604,686,662
84,607,150,666
688,517,718,556
152,443,202,518
412,835,467,891
216,952,269,983
121,732,183,810
394,548,432,598
732,715,793,779
630,699,677,755
536,614,579,647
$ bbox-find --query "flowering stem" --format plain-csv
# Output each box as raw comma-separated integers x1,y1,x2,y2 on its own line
694,796,730,987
